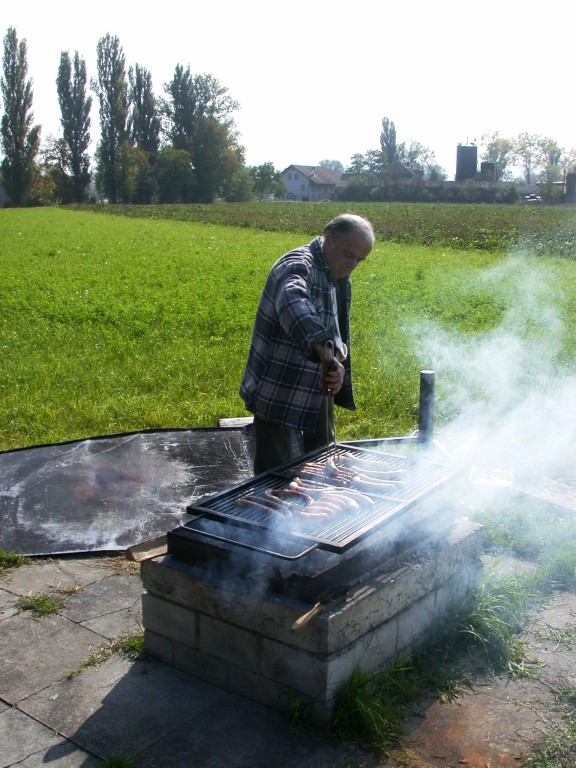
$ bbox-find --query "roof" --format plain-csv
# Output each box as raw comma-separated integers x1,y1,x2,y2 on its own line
382,160,415,178
281,165,341,185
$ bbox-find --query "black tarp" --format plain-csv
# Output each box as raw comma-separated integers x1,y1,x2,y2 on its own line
0,428,254,556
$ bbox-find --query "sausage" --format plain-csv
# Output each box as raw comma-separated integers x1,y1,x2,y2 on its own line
339,455,406,478
268,487,312,511
352,477,397,495
291,468,351,487
349,465,406,481
244,493,288,512
298,510,330,523
305,500,341,516
235,498,287,520
321,492,361,515
263,488,293,510
289,480,327,500
335,489,375,508
303,461,358,483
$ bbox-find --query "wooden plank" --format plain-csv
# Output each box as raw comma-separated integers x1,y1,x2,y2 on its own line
126,535,168,562
218,416,254,429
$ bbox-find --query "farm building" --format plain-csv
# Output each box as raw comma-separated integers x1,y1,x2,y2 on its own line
281,164,341,201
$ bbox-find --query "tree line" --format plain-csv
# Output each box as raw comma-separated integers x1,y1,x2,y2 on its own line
345,118,576,188
0,27,285,206
1,27,574,207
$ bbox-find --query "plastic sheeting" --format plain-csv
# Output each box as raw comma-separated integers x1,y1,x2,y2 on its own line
0,428,254,556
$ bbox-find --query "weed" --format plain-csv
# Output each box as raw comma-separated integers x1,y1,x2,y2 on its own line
15,592,65,617
521,715,576,767
0,550,29,574
68,631,145,678
331,661,412,755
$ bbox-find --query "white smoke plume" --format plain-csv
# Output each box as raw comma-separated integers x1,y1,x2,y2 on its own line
407,253,576,488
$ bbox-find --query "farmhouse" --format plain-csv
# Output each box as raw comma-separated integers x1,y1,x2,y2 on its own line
281,164,341,201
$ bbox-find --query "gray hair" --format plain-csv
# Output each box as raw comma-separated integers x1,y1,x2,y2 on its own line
323,214,375,247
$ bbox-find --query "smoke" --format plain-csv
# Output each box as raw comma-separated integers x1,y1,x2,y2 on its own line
406,252,576,488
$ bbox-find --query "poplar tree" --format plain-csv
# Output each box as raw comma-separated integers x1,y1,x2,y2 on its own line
57,50,92,202
91,33,130,202
0,27,40,205
128,64,160,203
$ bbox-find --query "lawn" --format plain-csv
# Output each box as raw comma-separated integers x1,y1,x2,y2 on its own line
2,204,575,452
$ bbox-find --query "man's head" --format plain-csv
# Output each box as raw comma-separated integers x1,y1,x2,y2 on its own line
322,214,375,280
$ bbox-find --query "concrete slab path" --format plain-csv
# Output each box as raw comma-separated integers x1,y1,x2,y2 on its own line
0,556,376,768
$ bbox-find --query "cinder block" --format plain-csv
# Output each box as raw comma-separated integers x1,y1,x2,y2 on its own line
142,593,197,647
261,637,327,697
173,640,229,690
396,590,437,652
198,614,258,671
355,614,399,670
144,629,174,666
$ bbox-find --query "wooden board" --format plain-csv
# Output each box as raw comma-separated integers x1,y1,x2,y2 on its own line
217,416,253,429
126,535,168,562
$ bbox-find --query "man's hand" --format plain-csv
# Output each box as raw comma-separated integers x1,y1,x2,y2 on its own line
315,341,345,395
321,357,345,394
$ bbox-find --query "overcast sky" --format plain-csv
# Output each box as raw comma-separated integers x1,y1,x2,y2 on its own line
3,1,573,179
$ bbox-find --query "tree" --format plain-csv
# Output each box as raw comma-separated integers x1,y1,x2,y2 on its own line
480,131,514,181
319,159,344,174
36,134,75,203
129,64,160,154
398,140,436,177
162,66,239,152
57,51,92,202
514,132,546,185
128,64,160,202
0,27,41,205
192,115,245,202
224,165,254,202
91,34,131,202
161,67,243,202
250,161,282,199
155,147,195,203
380,117,398,165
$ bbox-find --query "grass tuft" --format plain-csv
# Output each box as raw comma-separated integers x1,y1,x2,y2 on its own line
521,716,576,767
68,631,145,679
15,592,65,617
0,550,29,574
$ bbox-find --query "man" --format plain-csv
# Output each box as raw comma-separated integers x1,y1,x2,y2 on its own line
240,213,375,474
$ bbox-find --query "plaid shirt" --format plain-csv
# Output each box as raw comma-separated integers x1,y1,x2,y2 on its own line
240,236,355,432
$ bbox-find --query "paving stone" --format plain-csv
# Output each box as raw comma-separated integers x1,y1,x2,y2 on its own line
20,654,228,758
0,705,97,768
0,560,111,596
0,611,108,703
60,572,143,623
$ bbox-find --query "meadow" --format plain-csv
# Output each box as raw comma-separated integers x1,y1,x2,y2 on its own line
2,202,576,452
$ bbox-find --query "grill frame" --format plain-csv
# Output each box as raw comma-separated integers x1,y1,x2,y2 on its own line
182,441,459,555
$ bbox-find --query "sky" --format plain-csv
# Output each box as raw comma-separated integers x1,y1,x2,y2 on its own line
2,0,574,179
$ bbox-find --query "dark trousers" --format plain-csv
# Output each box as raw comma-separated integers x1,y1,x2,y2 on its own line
253,397,334,475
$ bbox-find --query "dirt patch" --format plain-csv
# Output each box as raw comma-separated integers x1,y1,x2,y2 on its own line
384,565,576,767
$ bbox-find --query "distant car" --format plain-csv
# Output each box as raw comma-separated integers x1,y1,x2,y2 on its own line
525,193,542,203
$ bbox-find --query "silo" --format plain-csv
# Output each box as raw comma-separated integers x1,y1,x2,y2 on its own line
566,172,576,204
480,162,496,182
455,145,478,181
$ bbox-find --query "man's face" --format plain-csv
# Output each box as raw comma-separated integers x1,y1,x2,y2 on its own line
323,231,372,280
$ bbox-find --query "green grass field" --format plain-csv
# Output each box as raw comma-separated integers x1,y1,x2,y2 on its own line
2,203,576,452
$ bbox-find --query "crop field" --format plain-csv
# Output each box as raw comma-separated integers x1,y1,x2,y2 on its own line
91,200,576,256
1,202,576,453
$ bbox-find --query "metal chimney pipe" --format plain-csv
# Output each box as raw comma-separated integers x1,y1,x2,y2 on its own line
418,370,435,444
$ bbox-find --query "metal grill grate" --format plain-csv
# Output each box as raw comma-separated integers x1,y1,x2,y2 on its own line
185,444,458,553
